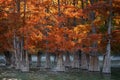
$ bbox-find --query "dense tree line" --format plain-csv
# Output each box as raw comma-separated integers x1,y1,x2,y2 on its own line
0,0,120,73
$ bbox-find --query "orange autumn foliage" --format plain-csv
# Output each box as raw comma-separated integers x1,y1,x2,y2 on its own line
0,0,120,55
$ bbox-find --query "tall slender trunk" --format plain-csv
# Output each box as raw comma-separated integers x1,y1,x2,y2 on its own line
20,38,24,70
102,0,112,73
80,0,89,70
21,0,30,72
15,37,21,69
13,0,21,70
13,34,17,68
20,36,29,72
25,50,29,71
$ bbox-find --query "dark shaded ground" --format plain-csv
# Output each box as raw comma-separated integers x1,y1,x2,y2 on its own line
111,67,120,80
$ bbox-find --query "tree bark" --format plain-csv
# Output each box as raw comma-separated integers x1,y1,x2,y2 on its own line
21,50,29,72
45,53,51,68
71,52,80,68
29,54,32,66
15,37,21,70
64,52,71,67
102,0,112,73
80,52,88,69
4,51,12,66
55,54,65,71
12,0,21,70
88,42,100,71
37,52,41,67
54,54,57,64
88,0,100,72
11,53,16,68
88,56,100,71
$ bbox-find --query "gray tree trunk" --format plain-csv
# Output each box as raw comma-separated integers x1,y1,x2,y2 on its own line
64,52,71,67
21,50,29,72
102,0,112,73
80,52,88,69
14,37,21,70
71,52,80,68
13,0,21,70
54,54,57,64
88,42,100,71
55,54,65,71
45,53,51,68
21,0,29,72
11,53,16,68
88,56,100,71
102,44,111,73
88,0,100,72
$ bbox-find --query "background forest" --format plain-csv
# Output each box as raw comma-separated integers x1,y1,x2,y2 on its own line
0,0,120,74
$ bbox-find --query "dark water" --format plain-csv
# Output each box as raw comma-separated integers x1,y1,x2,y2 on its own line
111,67,120,80
0,67,119,80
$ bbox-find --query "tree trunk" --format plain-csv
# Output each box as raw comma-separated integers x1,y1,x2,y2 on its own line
29,54,32,66
88,42,100,71
11,53,16,68
21,50,29,72
102,46,111,73
87,0,100,72
80,52,88,69
71,52,80,68
20,0,29,72
45,53,50,68
37,52,41,67
54,54,57,64
15,37,21,70
4,51,12,66
13,0,21,70
102,0,112,74
64,52,71,67
88,56,100,71
55,54,65,71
